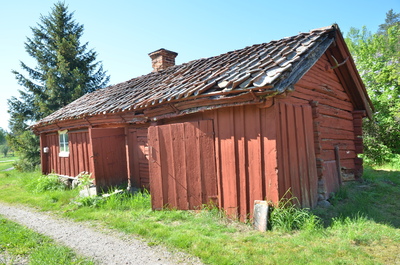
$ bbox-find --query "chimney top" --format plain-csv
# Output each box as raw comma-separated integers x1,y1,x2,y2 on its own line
148,48,178,72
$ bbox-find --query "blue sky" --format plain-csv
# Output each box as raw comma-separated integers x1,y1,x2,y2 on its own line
0,0,399,131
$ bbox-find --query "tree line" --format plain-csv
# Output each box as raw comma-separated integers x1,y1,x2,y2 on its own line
345,9,400,165
4,3,399,170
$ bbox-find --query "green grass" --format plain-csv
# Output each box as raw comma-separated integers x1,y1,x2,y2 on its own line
0,167,399,265
0,155,17,171
0,155,18,162
314,166,400,228
0,216,94,265
0,162,13,172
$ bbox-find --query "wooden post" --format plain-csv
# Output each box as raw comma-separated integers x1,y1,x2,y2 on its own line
334,145,342,186
124,127,132,189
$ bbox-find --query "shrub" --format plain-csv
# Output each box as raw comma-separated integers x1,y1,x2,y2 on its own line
29,174,66,193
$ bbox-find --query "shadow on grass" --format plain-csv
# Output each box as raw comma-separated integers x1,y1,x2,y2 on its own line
314,167,400,228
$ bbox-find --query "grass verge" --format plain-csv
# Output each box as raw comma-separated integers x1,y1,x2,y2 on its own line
0,167,399,265
0,216,94,265
0,155,17,171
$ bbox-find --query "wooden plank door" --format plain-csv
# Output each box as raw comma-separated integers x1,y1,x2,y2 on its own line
90,128,128,191
277,103,318,208
148,120,218,210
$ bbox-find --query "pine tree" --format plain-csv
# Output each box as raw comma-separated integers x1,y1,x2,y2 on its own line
8,2,109,171
378,9,400,35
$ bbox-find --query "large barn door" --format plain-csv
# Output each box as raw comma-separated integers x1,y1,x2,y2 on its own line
148,120,218,210
90,128,127,191
277,103,318,208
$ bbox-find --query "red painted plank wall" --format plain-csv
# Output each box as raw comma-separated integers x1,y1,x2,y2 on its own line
90,128,128,190
275,102,318,208
43,130,91,177
212,105,279,220
148,120,218,211
148,105,279,220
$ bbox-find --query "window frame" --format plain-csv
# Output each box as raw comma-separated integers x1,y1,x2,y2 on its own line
58,130,69,157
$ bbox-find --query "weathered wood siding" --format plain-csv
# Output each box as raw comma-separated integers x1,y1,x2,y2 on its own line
41,130,91,177
275,102,318,208
148,120,218,210
212,105,279,220
148,105,279,220
280,53,359,198
90,128,128,191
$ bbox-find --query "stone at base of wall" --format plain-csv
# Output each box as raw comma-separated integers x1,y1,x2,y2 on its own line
79,186,97,197
317,200,331,208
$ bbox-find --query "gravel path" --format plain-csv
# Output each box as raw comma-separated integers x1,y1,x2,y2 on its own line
0,203,203,265
1,167,14,171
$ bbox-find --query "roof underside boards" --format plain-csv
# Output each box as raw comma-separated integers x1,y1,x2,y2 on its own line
33,25,366,129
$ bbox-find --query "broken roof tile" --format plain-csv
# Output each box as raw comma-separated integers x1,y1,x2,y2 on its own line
33,25,338,128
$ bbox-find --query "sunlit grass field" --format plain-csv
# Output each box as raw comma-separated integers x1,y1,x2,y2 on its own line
0,163,399,265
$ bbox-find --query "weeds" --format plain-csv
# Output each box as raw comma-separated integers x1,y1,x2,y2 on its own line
269,192,322,232
328,184,349,206
71,188,151,210
72,195,105,208
27,174,66,193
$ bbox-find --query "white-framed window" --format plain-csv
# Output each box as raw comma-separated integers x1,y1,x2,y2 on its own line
58,130,69,157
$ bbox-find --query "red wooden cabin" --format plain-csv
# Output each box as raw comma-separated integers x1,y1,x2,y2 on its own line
32,25,372,220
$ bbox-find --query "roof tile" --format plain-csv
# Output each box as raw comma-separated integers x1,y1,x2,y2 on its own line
33,25,337,128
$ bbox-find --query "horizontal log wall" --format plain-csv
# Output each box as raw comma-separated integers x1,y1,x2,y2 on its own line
280,53,358,198
293,54,356,166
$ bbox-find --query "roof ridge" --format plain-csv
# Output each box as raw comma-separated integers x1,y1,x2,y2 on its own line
32,25,339,129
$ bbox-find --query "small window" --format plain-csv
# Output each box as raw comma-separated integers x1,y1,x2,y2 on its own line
59,130,69,157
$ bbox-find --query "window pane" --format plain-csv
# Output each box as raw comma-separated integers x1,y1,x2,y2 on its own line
59,132,69,153
59,134,64,152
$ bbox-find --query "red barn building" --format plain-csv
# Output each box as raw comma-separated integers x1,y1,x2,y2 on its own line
32,25,372,220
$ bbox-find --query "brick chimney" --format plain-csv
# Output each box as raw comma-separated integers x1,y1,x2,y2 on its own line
148,48,178,72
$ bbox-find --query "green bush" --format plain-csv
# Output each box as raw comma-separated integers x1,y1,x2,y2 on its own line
29,174,66,193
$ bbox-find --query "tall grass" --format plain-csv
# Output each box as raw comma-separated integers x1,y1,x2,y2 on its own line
269,195,322,232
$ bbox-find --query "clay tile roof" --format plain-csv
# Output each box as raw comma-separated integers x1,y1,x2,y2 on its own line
33,25,338,128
